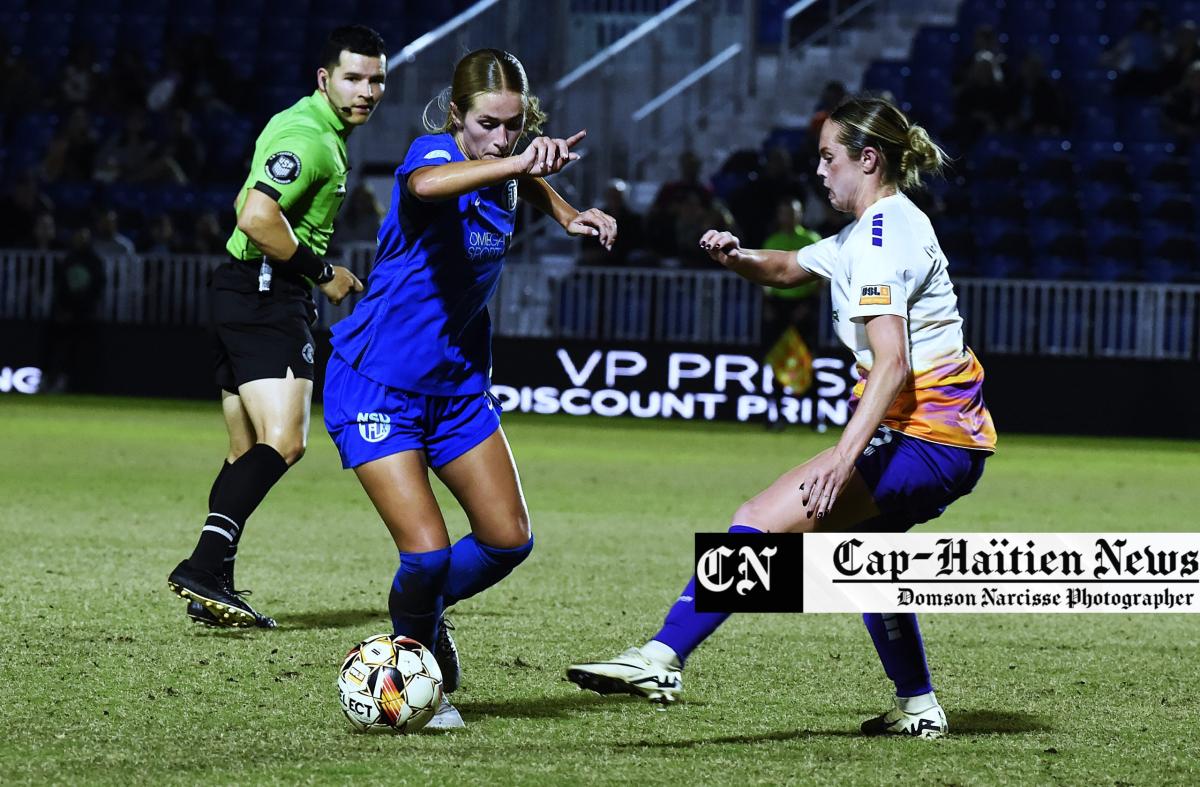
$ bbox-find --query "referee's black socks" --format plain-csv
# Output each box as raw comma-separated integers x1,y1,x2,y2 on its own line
189,444,289,576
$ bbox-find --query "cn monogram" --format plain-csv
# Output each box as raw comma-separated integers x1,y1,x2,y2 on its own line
696,545,777,596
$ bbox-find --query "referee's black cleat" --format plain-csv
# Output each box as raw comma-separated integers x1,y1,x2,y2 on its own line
435,616,461,694
168,559,256,627
186,599,277,629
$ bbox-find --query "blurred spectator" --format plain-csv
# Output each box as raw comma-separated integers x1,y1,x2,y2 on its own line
650,151,713,212
673,191,737,268
334,183,386,248
815,80,848,114
144,213,183,253
42,107,99,183
91,208,136,257
161,109,206,183
94,110,157,183
102,51,150,113
647,151,717,259
1104,4,1168,96
61,44,98,107
729,147,807,248
45,228,107,393
579,178,647,266
0,51,41,111
147,49,186,112
762,197,821,254
0,172,55,246
1163,61,1200,140
951,51,1011,143
1163,21,1199,87
809,80,848,138
953,25,1008,89
32,211,60,251
189,210,228,254
1010,52,1068,135
94,110,187,184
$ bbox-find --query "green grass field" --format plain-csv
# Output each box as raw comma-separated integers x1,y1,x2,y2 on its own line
2,396,1199,785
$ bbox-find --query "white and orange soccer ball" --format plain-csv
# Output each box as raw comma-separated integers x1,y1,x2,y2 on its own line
337,634,443,733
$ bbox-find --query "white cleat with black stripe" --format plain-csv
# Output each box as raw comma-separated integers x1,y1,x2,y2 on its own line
860,696,948,739
567,646,682,704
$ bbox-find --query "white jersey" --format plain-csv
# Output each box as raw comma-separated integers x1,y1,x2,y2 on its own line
796,193,996,452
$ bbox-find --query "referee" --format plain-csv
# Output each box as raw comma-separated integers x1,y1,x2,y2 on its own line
168,25,386,627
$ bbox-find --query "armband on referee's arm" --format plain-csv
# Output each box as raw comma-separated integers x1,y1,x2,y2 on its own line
287,243,335,285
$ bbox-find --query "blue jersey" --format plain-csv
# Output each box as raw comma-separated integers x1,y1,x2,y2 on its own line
330,133,518,395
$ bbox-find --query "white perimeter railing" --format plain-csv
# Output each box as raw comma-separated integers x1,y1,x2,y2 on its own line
4,247,1198,360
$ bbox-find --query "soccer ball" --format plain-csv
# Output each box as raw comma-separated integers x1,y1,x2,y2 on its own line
337,634,443,733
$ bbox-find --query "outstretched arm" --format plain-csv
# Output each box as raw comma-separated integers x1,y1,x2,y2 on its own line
519,176,617,250
408,130,587,201
699,229,819,288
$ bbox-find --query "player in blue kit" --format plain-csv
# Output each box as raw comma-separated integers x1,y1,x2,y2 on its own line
568,96,995,739
324,49,617,729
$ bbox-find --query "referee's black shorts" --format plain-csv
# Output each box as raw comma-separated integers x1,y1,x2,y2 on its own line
210,259,318,394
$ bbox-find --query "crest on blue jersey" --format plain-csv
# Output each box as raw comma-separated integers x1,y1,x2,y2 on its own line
357,412,391,443
505,179,518,211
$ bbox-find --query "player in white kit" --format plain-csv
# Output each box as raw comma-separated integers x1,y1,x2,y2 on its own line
568,96,996,739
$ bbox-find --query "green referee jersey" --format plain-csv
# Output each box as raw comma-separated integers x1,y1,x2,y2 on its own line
226,91,351,261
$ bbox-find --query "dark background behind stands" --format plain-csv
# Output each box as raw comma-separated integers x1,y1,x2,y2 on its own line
2,0,1200,284
0,0,474,253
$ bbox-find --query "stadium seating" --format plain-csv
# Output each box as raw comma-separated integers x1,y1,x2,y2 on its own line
0,1,480,240
782,0,1200,281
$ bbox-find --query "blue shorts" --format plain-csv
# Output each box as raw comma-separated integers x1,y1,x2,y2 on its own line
851,426,987,532
323,352,502,470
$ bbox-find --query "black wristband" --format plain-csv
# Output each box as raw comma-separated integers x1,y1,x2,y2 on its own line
287,243,334,284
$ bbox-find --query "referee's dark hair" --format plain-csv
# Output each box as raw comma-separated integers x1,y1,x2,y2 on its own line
320,25,386,70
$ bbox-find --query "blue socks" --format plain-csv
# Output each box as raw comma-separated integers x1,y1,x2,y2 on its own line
389,547,451,650
863,613,933,697
442,533,534,607
650,524,761,665
389,534,534,650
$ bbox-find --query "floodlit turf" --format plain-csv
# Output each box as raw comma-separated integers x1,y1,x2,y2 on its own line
2,396,1199,785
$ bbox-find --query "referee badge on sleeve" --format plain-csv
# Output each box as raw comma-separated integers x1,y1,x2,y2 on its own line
265,151,302,185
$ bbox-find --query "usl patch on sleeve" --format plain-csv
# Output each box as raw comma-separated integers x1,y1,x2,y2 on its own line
264,151,301,185
860,285,891,305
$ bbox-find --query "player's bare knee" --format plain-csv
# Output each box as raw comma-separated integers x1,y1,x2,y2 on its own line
732,499,763,529
483,508,531,550
257,426,306,465
280,443,306,465
262,437,305,465
504,509,533,548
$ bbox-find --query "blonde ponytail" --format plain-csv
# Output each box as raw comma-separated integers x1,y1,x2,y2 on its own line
898,124,946,191
830,95,948,191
